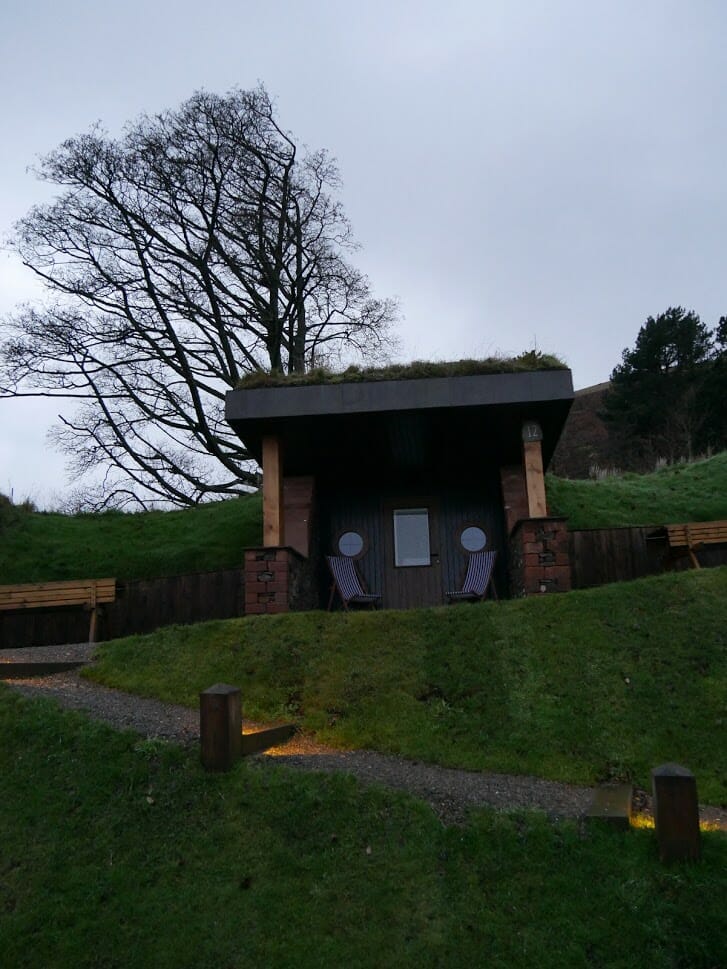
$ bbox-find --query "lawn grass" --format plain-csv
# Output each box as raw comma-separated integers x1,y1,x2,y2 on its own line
4,451,727,585
86,567,727,805
0,493,261,583
548,451,727,528
1,689,725,969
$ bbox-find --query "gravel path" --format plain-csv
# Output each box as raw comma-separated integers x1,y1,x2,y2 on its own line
2,643,724,828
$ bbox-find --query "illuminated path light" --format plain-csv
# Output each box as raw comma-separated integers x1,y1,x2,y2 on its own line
200,683,295,770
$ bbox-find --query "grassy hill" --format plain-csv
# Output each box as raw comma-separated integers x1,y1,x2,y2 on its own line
0,493,261,584
2,688,724,967
87,567,727,805
548,451,727,528
3,452,727,585
3,460,726,965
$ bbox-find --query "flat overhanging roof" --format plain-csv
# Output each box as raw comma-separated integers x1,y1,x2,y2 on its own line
225,369,574,475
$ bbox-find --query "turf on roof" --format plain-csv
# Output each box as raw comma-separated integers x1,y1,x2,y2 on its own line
236,352,568,390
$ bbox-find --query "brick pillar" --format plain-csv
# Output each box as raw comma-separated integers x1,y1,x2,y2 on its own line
244,548,291,615
509,517,571,596
243,546,318,615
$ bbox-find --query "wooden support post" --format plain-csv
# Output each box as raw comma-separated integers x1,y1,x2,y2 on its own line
88,608,98,645
522,422,547,518
262,435,284,547
200,684,242,771
685,526,701,569
651,763,701,862
88,583,98,643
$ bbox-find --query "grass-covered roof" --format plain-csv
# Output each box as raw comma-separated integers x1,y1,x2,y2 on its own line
236,352,568,390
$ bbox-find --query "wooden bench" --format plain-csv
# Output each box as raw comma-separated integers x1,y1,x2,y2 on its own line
664,521,727,569
0,578,116,643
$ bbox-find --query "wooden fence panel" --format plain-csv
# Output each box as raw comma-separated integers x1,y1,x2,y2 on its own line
1,567,245,649
569,527,663,589
569,526,727,589
0,607,91,650
4,534,727,649
105,567,245,638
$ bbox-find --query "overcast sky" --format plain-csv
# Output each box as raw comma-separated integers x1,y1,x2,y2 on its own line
1,0,725,506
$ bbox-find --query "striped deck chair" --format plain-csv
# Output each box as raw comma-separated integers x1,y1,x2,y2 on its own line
326,555,381,611
446,550,498,603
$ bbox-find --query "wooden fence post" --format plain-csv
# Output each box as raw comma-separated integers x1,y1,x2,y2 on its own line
651,763,701,862
200,684,242,771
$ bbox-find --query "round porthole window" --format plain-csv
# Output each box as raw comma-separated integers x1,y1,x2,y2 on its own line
338,530,365,557
460,526,487,552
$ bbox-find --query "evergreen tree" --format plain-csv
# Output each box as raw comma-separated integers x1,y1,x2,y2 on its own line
602,307,722,467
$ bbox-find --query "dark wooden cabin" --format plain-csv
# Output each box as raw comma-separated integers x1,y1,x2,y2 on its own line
225,367,574,611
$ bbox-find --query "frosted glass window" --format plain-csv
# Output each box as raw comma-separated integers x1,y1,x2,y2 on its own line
393,509,430,566
338,531,364,557
460,526,487,552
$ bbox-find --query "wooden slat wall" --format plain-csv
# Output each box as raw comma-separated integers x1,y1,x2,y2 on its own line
322,489,385,604
320,475,507,608
570,526,727,589
0,608,92,651
106,568,245,638
0,567,245,649
568,527,658,589
440,484,507,599
574,529,659,587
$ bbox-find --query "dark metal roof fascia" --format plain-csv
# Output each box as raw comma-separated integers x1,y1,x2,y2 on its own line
225,370,574,422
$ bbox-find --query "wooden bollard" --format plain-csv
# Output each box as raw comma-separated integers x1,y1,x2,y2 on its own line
651,763,701,863
200,684,242,771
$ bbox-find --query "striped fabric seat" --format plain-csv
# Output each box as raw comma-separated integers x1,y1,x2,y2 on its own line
446,550,498,603
326,555,381,611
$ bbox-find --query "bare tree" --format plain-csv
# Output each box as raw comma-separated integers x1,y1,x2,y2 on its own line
0,86,396,508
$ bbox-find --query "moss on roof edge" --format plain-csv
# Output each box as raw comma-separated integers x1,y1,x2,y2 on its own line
236,353,568,390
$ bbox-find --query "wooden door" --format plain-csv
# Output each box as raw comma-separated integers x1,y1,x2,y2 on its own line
382,499,443,608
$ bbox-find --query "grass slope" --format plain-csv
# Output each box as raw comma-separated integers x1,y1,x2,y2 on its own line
0,493,261,583
87,568,727,805
548,451,727,528
5,450,727,585
1,690,725,969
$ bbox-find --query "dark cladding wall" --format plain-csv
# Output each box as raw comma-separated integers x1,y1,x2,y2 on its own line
319,475,508,608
